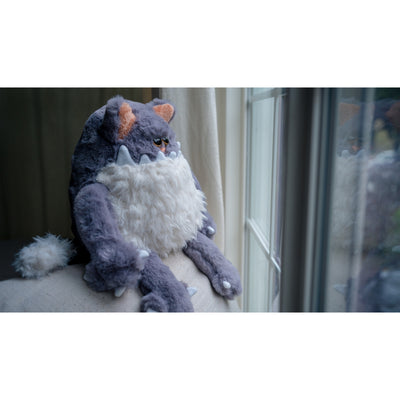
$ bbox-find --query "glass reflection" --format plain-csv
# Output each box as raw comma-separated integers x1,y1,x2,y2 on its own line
327,89,400,311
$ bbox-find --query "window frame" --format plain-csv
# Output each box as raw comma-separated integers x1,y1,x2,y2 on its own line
243,88,285,312
279,88,349,311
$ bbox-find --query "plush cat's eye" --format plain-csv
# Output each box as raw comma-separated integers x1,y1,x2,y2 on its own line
153,137,169,147
153,138,162,147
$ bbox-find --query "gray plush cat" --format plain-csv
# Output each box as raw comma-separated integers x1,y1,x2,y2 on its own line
14,96,242,312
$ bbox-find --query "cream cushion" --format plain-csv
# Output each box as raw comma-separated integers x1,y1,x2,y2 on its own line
0,251,241,312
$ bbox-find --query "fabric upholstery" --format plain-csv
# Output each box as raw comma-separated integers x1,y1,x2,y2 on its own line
0,251,241,312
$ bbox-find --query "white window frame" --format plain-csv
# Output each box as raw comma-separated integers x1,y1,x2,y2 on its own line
243,88,284,312
218,88,285,312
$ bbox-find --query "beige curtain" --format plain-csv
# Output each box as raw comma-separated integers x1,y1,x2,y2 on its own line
161,88,225,251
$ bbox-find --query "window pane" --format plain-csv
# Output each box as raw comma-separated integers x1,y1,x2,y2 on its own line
249,97,275,243
251,88,270,96
247,231,271,312
325,88,400,311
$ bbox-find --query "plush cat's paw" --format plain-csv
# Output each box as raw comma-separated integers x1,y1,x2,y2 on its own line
140,292,168,312
140,290,194,312
138,253,195,312
211,268,242,300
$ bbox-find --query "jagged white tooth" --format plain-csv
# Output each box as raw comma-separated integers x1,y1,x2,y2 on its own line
156,151,166,161
177,141,181,149
139,154,151,165
116,145,135,166
169,151,177,159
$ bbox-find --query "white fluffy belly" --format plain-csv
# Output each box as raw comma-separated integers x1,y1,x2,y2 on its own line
96,155,206,258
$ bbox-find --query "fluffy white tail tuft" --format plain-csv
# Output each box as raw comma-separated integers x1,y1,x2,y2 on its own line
13,234,75,279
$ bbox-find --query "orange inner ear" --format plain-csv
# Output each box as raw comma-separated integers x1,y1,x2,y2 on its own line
118,102,136,139
153,104,174,123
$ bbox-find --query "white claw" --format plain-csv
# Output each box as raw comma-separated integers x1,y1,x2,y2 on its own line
114,287,126,297
169,151,177,159
207,226,215,235
177,141,181,149
116,145,135,166
223,281,231,289
156,151,166,161
139,249,150,259
187,287,198,297
178,150,182,157
139,154,151,165
146,308,158,313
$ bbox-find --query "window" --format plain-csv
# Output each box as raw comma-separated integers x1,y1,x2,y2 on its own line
325,88,400,311
279,88,400,312
243,88,285,312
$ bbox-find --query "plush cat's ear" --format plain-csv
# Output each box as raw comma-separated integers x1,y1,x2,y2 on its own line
118,102,136,139
99,96,137,142
152,101,175,123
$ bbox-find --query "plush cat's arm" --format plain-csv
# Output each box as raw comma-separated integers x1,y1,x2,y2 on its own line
73,182,146,292
183,231,242,300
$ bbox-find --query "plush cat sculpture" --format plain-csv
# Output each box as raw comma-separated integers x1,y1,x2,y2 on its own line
14,96,242,312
